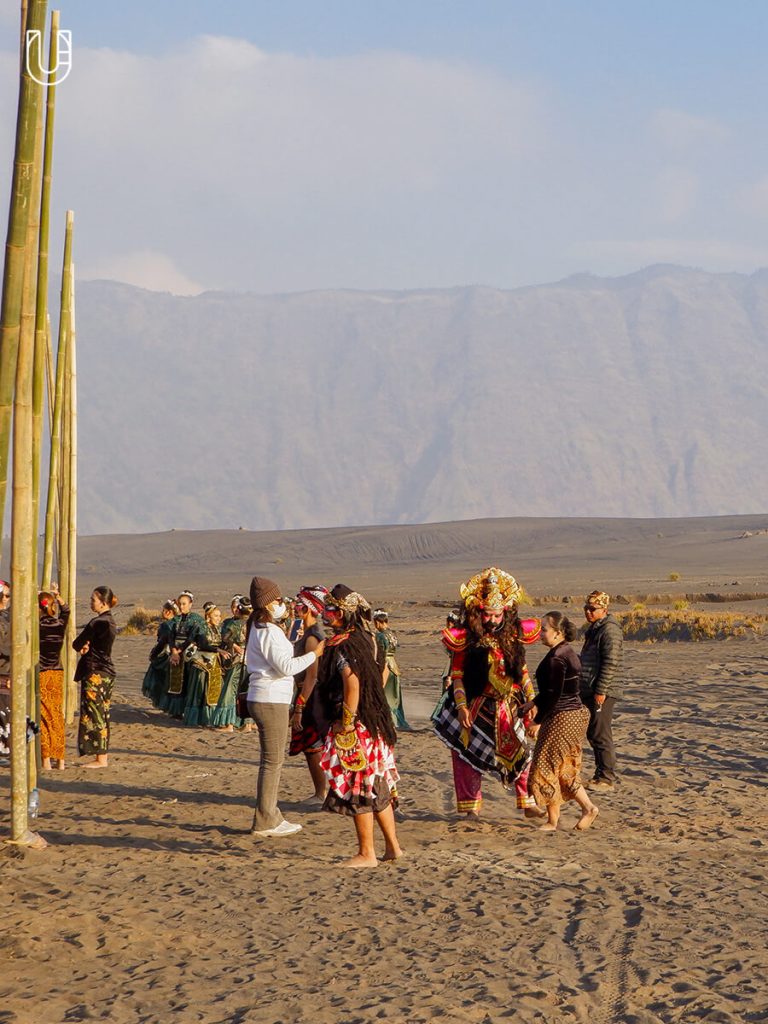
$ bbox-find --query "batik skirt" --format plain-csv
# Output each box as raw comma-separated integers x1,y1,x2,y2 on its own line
40,668,66,761
529,705,591,808
78,673,114,756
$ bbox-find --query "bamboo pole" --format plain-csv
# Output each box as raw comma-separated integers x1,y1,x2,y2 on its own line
7,0,48,847
65,270,76,721
58,254,72,722
34,10,60,557
44,314,54,434
42,211,71,589
0,0,48,572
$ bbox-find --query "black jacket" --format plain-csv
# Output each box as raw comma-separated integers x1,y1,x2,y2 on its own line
580,613,623,699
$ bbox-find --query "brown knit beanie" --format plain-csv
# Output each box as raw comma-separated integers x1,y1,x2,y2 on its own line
250,576,282,610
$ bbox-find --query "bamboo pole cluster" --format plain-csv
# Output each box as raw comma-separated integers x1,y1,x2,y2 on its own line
0,2,76,849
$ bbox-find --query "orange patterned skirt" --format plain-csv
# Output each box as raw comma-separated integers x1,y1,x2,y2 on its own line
40,668,66,761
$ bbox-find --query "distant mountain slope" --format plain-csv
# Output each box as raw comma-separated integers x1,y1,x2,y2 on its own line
76,265,768,533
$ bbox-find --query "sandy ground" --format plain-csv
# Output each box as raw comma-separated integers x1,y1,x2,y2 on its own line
2,518,768,1023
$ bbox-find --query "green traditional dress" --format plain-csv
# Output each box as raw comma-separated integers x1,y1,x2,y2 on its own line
377,627,411,731
182,621,225,727
208,616,246,728
160,611,206,718
141,618,173,708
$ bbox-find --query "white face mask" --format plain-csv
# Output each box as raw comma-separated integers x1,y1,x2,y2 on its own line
269,602,287,622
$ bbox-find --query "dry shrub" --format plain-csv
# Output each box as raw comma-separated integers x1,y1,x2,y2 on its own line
616,608,766,642
673,599,690,611
669,572,681,581
122,605,161,635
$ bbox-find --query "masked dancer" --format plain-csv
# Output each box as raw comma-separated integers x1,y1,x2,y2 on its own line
433,567,542,820
315,584,403,867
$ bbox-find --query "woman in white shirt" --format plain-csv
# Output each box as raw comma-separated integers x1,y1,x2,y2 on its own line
246,576,324,837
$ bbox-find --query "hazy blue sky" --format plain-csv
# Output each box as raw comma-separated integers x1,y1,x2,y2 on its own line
2,1,768,294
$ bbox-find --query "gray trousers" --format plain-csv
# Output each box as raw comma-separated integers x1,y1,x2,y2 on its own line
247,701,290,832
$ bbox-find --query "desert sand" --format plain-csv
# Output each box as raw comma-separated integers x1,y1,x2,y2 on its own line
2,516,768,1024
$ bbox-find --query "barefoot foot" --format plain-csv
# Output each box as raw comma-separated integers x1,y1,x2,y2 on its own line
342,853,378,868
382,847,405,862
84,759,109,769
575,806,599,831
539,822,559,832
524,806,547,819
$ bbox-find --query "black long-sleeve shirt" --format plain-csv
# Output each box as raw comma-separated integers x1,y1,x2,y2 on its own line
73,611,117,681
534,642,583,722
39,603,70,670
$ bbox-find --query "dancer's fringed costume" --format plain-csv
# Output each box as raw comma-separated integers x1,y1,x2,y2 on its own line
433,568,540,814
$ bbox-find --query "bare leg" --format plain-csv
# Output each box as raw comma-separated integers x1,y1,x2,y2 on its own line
84,753,109,769
573,786,599,830
56,758,65,770
305,751,328,800
42,757,52,770
344,813,378,868
539,803,560,832
375,804,404,861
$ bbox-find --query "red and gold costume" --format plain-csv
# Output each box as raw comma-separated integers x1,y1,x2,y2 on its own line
433,568,540,815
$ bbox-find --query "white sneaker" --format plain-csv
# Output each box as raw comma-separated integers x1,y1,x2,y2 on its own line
252,819,303,837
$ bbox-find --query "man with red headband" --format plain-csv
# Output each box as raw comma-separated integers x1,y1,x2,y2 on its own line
434,567,542,819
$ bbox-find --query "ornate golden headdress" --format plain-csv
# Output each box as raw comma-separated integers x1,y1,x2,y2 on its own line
460,567,522,611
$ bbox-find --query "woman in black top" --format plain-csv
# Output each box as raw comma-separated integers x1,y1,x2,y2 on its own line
73,586,118,769
39,584,70,770
520,612,598,832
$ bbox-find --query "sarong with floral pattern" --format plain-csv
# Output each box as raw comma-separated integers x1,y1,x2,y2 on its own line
78,673,114,756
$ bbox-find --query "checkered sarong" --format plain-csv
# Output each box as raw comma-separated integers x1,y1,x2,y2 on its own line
320,723,399,804
434,689,530,786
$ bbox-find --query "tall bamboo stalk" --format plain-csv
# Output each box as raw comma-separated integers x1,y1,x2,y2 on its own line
0,0,48,572
65,270,77,720
57,254,73,721
45,314,54,433
34,11,60,561
7,0,48,845
42,211,72,589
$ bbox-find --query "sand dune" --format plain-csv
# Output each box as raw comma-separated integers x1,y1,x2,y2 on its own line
2,519,767,1022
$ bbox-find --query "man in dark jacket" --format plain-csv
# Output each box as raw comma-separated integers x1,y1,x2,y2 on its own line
580,589,623,791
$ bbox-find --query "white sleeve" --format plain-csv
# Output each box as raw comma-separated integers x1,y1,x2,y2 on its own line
262,625,316,677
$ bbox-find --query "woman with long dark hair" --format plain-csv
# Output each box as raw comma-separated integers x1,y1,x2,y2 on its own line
315,584,403,867
73,585,119,769
520,611,599,831
38,583,69,770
